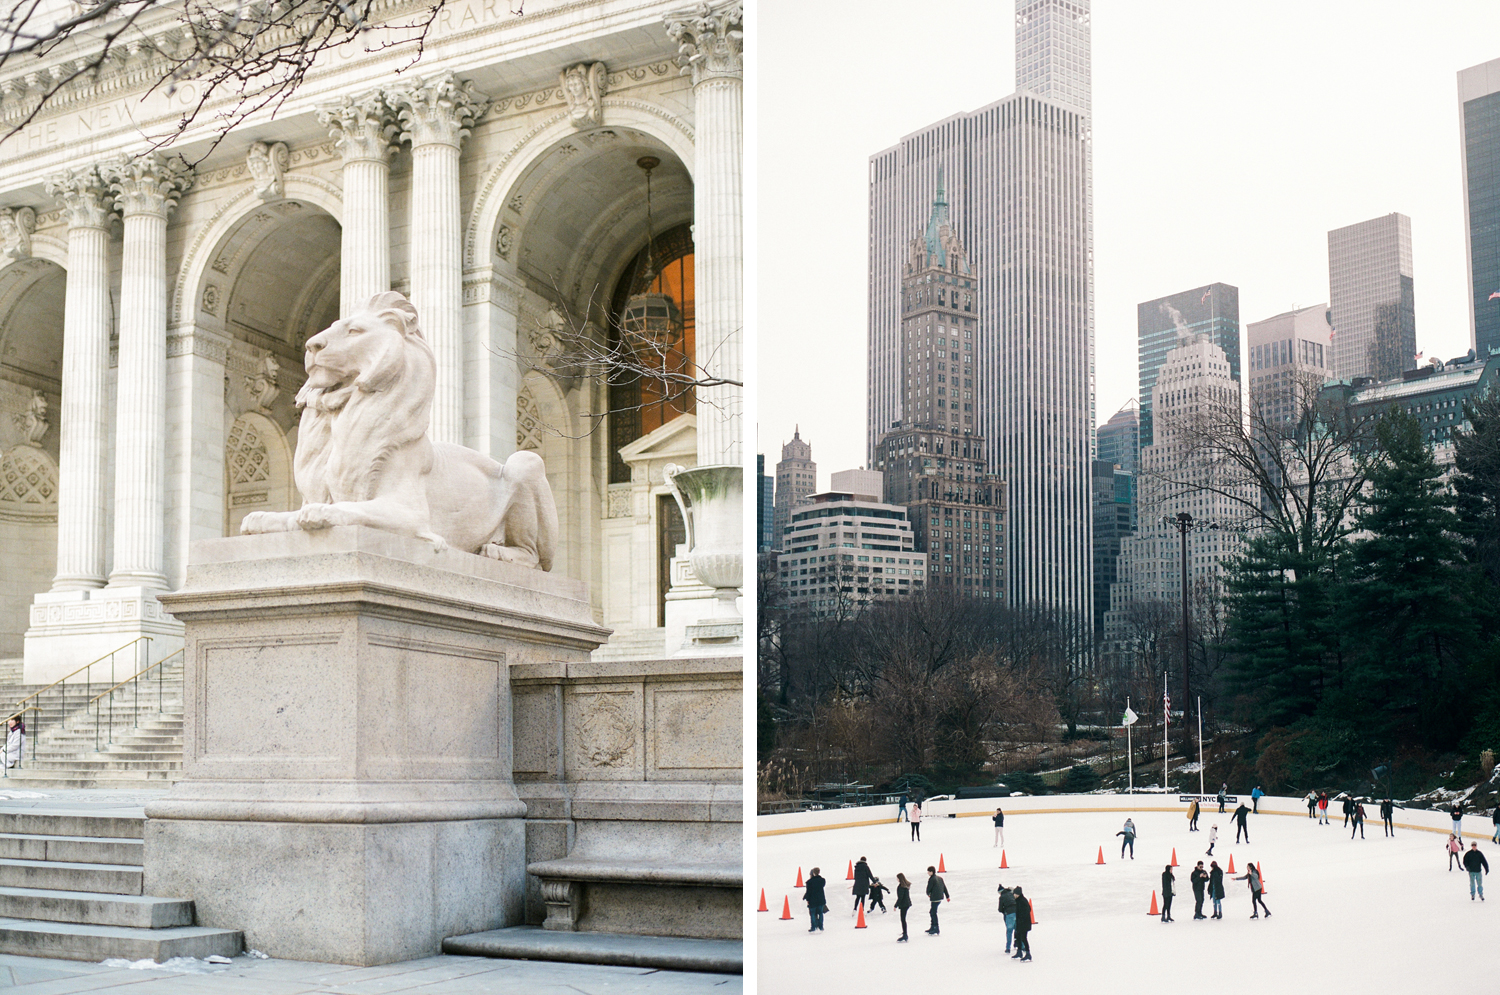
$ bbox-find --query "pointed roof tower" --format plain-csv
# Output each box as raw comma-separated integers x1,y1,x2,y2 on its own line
924,166,950,264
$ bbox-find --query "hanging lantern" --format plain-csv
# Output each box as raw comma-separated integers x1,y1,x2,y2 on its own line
620,155,683,355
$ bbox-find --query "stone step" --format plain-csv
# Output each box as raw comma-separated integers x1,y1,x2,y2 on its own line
0,833,142,866
24,761,181,772
0,775,180,790
0,918,240,962
0,858,141,896
0,887,190,929
0,813,142,841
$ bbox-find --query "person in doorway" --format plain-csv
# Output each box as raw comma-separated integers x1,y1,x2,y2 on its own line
1190,861,1209,919
910,802,922,841
1231,802,1252,844
3,716,23,769
1011,886,1033,961
1305,790,1318,819
925,865,949,935
1117,817,1137,859
1350,800,1365,840
992,806,1005,847
1381,797,1396,837
1463,842,1489,901
1235,862,1271,918
1187,798,1200,831
1206,824,1218,857
894,873,912,941
1217,783,1227,814
803,867,826,932
1448,833,1464,871
1251,785,1264,814
852,856,872,914
1160,864,1175,922
997,881,1017,953
1208,860,1225,919
897,792,909,823
1452,802,1465,838
867,877,888,913
1318,791,1330,825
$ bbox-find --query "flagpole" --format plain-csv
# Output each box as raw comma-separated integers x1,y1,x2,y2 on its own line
1163,672,1169,792
1126,696,1133,795
1198,695,1204,797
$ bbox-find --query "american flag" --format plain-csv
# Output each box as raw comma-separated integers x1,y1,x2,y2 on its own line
1164,691,1171,712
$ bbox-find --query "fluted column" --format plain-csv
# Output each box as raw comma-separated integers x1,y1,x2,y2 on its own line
317,92,397,313
44,169,112,590
101,154,191,591
391,73,487,446
667,2,743,466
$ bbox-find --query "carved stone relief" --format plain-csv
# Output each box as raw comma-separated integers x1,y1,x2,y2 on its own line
560,62,606,130
246,141,290,201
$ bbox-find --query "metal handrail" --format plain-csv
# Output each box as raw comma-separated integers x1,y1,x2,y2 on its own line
87,648,182,752
4,635,152,716
0,705,39,777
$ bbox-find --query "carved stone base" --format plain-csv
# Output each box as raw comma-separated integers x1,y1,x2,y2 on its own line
23,587,183,686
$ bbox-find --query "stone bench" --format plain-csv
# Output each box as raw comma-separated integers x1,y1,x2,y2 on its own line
528,856,741,934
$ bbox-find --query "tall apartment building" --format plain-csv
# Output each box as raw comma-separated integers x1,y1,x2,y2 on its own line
757,454,774,552
776,473,929,617
1328,213,1416,383
874,179,1005,598
1104,337,1253,638
772,428,816,552
1246,304,1333,427
868,0,1093,614
1459,57,1500,358
1137,284,1240,448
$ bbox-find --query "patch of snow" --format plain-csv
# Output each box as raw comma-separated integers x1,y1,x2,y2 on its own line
0,791,48,799
100,957,228,974
243,949,270,960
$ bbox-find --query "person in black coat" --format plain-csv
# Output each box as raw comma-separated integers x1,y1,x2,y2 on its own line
997,883,1017,953
1231,802,1252,844
1350,800,1365,840
924,865,949,934
1160,865,1175,922
1208,861,1225,919
894,873,913,940
1463,842,1490,901
867,877,888,913
852,857,872,913
1382,798,1396,837
803,867,827,932
1189,861,1209,919
1011,886,1033,961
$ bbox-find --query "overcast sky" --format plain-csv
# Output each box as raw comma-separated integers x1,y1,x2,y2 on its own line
754,1,1500,487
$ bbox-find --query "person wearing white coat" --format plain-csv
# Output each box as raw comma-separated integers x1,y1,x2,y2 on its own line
4,717,23,768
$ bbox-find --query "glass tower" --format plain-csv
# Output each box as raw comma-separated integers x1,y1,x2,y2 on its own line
1327,213,1416,383
1136,284,1240,449
1460,58,1500,357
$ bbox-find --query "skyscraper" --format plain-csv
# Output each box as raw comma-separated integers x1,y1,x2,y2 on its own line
1246,304,1333,428
772,428,816,551
1459,58,1500,357
1096,398,1140,476
1328,213,1416,383
1137,284,1240,449
868,0,1093,614
757,453,774,553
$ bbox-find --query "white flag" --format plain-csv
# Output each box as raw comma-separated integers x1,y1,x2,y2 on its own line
1122,707,1139,727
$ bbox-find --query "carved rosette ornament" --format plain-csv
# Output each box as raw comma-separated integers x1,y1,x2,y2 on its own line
316,92,399,162
390,73,489,149
246,141,289,200
664,1,744,84
101,154,193,218
0,206,35,263
559,62,606,129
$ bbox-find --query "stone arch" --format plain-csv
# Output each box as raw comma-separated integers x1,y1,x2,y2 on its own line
223,411,294,536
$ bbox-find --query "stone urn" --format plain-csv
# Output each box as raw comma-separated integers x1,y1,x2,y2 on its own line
664,463,743,629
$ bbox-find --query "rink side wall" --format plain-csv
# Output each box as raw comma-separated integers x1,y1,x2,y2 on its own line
757,793,1494,840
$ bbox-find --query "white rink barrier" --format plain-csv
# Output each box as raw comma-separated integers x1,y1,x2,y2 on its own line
757,791,1497,840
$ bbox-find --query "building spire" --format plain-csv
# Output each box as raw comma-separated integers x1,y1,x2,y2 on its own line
924,168,950,263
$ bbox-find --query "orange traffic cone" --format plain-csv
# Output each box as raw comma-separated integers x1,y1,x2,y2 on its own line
846,860,854,881
1000,850,1009,869
938,854,947,873
1227,854,1235,874
795,867,804,887
1030,901,1038,925
780,896,793,920
1096,845,1105,865
758,888,768,912
1258,862,1267,894
855,904,867,929
1147,890,1159,915
1170,847,1179,867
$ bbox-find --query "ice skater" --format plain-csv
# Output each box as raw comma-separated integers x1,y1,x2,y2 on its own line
997,882,1016,953
1011,886,1033,961
925,864,949,935
1251,785,1264,814
910,801,922,841
1208,860,1225,919
1231,802,1252,844
1463,842,1489,901
1190,861,1209,919
867,877,888,913
1206,824,1218,857
993,806,1005,847
1305,790,1318,818
1160,864,1176,922
1235,862,1271,918
897,792,909,822
1117,817,1137,859
1381,797,1396,837
1318,791,1330,824
1187,798,1200,831
852,856,872,913
894,872,912,941
1448,833,1464,870
803,867,826,932
1341,794,1353,827
1491,802,1500,844
1451,802,1465,837
1350,800,1365,840
1217,782,1227,814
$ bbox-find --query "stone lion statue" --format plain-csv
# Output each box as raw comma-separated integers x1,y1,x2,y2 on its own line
240,291,557,570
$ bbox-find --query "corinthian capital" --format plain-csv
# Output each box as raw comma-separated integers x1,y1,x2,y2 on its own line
45,167,113,229
665,2,743,84
317,90,399,163
101,154,193,219
389,73,489,149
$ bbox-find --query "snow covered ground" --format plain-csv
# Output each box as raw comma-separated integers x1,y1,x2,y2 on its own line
757,797,1499,990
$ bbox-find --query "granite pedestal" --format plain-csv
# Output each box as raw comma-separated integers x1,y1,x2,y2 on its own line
143,526,608,966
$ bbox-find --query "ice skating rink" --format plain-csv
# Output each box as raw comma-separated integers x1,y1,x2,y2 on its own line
757,796,1498,990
